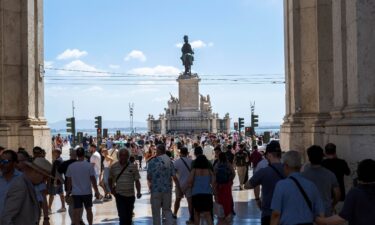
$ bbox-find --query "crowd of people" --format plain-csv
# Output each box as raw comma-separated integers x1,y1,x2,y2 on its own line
0,132,374,225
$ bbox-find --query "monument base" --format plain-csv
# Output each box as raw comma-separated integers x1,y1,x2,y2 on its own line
148,73,231,134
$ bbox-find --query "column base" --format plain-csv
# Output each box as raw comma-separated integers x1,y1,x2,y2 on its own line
0,119,51,160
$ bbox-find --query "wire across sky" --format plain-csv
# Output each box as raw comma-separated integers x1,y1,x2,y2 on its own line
44,67,285,86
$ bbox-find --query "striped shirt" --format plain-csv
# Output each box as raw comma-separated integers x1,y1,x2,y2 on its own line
110,162,140,197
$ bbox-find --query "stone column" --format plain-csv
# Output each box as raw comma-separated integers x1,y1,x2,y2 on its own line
281,0,334,155
0,0,51,155
160,116,166,135
325,0,375,163
224,113,231,134
211,116,217,134
147,115,153,133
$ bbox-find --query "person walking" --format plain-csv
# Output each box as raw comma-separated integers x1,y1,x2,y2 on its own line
214,152,235,224
66,147,101,225
270,151,324,225
189,154,216,225
302,145,340,216
1,156,53,225
0,150,22,217
48,148,66,214
234,145,248,190
316,159,375,225
100,148,113,201
173,147,193,223
245,140,284,225
322,143,351,203
58,147,84,225
109,148,142,225
147,144,180,225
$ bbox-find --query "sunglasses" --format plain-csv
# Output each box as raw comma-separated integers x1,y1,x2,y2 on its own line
0,159,11,165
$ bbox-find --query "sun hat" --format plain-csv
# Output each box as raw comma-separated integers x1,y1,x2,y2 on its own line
25,157,53,178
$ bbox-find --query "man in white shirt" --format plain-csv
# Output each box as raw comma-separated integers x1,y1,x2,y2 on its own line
89,144,101,183
66,147,101,225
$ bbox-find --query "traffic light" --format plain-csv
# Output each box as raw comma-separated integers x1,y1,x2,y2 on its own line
95,116,102,136
238,118,244,131
251,114,259,128
103,128,108,138
77,132,83,145
263,131,271,144
245,127,252,136
234,122,239,131
95,116,102,129
66,117,76,135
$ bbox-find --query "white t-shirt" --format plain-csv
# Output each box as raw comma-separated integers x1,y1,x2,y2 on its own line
203,145,214,161
174,157,193,189
90,151,101,176
66,160,95,195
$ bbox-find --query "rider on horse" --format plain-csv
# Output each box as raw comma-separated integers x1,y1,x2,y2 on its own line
181,35,194,75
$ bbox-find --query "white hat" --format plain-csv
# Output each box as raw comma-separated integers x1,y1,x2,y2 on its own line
25,158,53,178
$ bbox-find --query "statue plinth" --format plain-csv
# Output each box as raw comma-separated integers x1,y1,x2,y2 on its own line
177,74,201,111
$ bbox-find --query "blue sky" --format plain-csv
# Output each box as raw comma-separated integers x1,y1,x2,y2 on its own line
44,0,285,126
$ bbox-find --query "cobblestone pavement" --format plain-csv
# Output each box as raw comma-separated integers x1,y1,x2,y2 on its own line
48,169,261,225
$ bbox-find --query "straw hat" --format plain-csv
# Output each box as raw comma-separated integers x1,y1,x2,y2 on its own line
25,158,53,178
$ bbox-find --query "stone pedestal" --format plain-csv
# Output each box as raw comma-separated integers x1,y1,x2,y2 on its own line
0,0,51,157
177,74,200,111
161,117,167,135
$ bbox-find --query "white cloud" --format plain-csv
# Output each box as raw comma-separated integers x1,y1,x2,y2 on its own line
124,50,147,62
109,64,120,69
64,60,96,72
175,40,214,49
128,65,180,76
44,61,54,68
59,60,109,76
57,49,88,60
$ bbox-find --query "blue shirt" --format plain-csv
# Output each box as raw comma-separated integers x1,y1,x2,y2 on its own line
147,155,175,193
271,172,324,225
192,175,212,195
0,169,22,216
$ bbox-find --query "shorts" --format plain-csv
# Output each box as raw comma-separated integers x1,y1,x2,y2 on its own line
72,195,93,209
192,194,213,212
48,184,63,195
176,187,192,198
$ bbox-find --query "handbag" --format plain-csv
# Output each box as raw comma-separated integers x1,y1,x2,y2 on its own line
213,202,225,218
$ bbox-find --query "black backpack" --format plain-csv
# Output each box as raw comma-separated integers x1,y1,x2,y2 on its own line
216,164,232,184
235,151,247,167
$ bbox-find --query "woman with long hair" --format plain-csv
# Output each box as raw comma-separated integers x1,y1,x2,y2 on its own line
188,148,216,225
